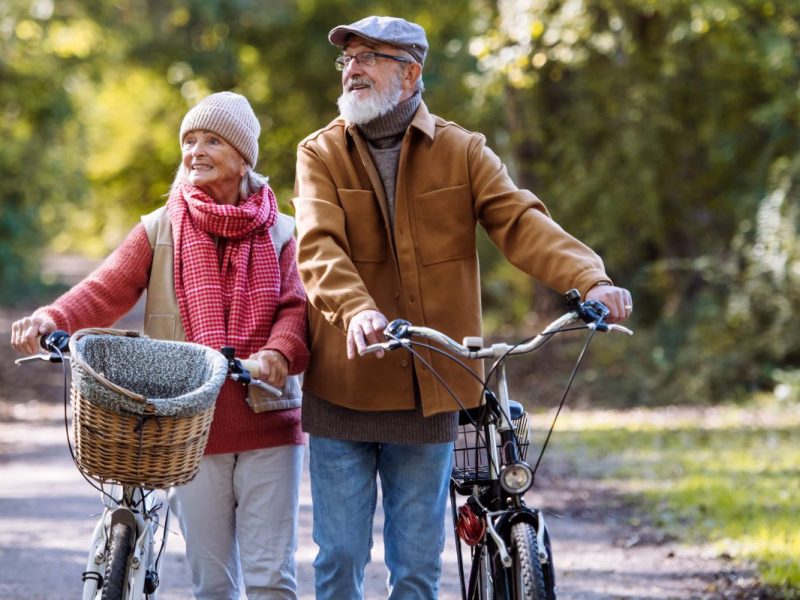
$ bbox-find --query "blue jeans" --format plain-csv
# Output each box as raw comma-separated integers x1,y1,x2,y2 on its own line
309,436,453,600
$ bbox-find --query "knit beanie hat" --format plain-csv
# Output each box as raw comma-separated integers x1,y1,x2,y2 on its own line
179,92,260,167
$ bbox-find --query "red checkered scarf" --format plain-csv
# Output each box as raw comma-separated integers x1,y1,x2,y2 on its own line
167,181,281,358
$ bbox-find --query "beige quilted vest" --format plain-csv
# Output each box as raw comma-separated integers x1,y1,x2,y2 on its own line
140,206,302,411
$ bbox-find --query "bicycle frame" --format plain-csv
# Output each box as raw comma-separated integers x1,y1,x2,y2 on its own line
364,291,633,600
15,330,270,600
451,363,554,600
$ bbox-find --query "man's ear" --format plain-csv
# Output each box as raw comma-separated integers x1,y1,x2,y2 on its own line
402,63,422,91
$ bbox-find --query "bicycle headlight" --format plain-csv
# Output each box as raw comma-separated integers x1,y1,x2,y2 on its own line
499,462,533,494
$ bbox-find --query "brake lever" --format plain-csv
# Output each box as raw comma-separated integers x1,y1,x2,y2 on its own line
361,339,407,355
580,300,610,331
562,289,613,331
14,353,65,365
608,323,634,336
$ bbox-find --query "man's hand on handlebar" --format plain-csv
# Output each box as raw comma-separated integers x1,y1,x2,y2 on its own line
10,315,57,355
585,284,633,324
347,309,389,359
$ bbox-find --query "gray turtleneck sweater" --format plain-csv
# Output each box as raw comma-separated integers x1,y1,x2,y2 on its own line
301,94,459,444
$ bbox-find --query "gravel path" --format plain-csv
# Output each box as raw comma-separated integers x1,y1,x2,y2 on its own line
0,406,750,600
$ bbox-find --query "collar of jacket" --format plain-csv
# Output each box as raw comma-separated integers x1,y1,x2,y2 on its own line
345,100,435,147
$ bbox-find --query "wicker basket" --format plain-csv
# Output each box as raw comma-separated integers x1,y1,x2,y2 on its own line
68,328,228,489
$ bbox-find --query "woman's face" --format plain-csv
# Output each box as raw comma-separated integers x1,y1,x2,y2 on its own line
181,130,246,204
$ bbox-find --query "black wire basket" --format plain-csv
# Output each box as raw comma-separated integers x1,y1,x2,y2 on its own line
451,411,531,488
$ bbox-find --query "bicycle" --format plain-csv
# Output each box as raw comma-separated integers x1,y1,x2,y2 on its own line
363,289,633,600
14,328,280,600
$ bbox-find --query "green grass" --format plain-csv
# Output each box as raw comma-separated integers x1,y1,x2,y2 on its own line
533,396,800,596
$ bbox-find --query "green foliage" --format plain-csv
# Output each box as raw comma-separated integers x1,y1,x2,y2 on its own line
471,0,800,405
3,3,799,588
2,0,800,410
0,0,89,302
0,0,478,259
546,398,800,594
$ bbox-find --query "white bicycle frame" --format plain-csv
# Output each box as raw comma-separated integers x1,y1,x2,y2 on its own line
81,484,169,600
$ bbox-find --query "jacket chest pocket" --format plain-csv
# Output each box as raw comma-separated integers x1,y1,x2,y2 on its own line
414,184,476,265
339,189,386,263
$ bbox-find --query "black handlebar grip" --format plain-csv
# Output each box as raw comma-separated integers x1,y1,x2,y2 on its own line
41,330,70,353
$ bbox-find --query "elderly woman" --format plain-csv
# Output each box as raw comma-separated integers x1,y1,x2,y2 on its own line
10,92,308,599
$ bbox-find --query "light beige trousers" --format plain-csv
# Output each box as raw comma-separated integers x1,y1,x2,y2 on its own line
168,444,304,600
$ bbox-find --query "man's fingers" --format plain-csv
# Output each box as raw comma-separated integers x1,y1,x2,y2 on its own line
347,328,365,359
360,321,375,340
354,328,366,352
347,310,389,359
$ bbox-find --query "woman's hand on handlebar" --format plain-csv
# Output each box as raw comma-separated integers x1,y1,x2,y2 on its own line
347,309,388,359
249,349,288,389
10,315,57,355
585,284,633,324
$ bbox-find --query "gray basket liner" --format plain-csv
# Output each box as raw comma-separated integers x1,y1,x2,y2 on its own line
71,334,228,417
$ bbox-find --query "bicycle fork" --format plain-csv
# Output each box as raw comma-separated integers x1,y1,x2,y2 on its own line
81,487,165,599
486,507,553,569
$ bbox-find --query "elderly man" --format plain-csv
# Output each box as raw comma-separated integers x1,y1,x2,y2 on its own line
292,15,632,599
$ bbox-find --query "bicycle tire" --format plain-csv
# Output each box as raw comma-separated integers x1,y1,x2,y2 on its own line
500,521,547,600
101,522,134,600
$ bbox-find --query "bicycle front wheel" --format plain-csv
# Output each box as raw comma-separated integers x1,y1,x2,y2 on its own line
505,521,547,600
101,522,134,600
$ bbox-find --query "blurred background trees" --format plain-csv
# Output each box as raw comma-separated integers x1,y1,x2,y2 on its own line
1,0,798,407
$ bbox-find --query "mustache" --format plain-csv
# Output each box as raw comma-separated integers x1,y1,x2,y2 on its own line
346,76,374,91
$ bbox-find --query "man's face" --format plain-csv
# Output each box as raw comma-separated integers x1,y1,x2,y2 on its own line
336,38,411,124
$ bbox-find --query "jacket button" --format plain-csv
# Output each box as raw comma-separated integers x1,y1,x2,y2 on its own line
401,359,409,368
394,291,400,299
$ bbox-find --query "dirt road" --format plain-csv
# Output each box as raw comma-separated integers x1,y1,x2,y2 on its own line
0,402,749,600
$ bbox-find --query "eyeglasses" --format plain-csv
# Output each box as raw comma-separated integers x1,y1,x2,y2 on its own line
334,51,413,71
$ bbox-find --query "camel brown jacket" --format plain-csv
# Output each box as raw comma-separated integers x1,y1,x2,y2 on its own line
293,102,610,416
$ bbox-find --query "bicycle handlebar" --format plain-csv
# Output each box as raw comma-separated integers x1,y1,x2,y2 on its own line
16,331,282,398
221,347,282,397
362,289,633,359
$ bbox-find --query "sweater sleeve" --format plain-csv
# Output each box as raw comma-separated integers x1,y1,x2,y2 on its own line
34,224,153,332
264,236,310,375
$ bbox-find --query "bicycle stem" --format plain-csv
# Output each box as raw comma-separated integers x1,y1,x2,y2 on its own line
486,362,514,481
494,363,514,434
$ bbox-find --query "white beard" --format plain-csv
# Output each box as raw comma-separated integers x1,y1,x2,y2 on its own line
337,75,404,125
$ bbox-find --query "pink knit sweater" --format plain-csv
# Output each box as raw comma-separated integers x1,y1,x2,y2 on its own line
35,223,308,454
